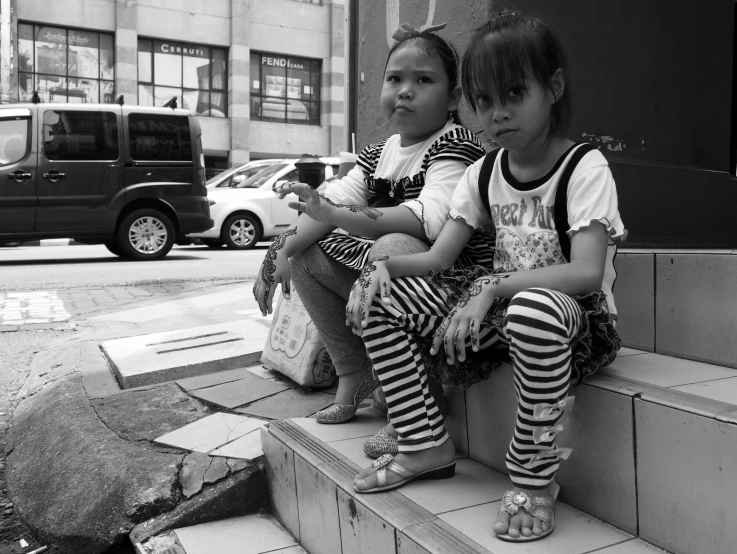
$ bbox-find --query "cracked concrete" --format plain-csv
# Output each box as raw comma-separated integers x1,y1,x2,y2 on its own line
6,348,265,554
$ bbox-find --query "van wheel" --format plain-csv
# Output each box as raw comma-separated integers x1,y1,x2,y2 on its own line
222,214,261,250
118,209,175,261
104,240,126,257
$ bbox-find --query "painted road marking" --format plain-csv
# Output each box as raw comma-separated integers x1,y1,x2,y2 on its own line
0,291,71,325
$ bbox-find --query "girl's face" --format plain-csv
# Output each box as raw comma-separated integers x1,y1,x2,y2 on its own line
380,44,459,146
474,71,562,154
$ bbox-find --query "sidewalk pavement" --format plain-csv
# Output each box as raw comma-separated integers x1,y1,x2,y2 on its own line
4,280,339,554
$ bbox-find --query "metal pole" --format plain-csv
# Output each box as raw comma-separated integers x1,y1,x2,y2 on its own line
0,0,11,103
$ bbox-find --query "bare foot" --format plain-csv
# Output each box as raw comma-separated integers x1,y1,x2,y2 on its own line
492,481,557,539
353,438,455,492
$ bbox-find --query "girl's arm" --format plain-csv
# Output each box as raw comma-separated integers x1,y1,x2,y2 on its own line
489,221,609,299
286,158,471,241
252,214,336,316
384,218,475,276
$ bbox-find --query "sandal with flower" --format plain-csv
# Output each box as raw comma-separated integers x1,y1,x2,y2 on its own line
494,482,560,542
354,453,456,494
363,427,399,459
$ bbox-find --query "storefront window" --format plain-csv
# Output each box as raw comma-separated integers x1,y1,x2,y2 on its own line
138,39,227,118
18,23,114,103
250,52,321,126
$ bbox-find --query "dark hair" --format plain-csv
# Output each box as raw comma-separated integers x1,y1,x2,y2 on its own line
461,11,571,137
386,29,463,125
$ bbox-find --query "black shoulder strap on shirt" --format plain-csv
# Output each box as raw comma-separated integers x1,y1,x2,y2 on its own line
477,143,596,263
478,148,501,217
554,144,596,262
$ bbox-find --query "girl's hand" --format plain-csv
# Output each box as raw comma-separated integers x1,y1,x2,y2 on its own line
345,256,391,336
276,182,336,224
430,276,498,364
252,229,296,316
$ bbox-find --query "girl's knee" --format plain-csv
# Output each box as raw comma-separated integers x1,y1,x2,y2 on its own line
369,233,430,258
507,288,555,315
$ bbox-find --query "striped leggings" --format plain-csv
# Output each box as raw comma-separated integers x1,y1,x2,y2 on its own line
362,279,582,489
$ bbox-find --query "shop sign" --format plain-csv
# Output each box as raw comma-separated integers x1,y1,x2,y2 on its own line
261,55,305,70
39,29,93,46
157,42,208,58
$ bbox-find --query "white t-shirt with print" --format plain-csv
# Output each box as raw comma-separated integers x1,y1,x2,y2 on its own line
449,144,627,317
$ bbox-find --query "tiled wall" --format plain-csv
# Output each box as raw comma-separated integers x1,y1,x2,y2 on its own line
614,250,737,367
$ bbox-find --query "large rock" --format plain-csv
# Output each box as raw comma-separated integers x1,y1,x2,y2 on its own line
6,375,183,554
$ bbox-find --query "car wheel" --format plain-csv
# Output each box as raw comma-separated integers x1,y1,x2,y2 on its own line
104,240,126,257
117,208,175,261
201,238,223,248
222,214,261,250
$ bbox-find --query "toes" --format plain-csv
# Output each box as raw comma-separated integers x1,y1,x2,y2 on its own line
519,513,534,537
353,468,377,491
507,514,522,538
491,510,510,535
532,517,543,536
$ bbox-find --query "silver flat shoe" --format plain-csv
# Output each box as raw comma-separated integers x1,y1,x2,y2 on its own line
316,368,379,424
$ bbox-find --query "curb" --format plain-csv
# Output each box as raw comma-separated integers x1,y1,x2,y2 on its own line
21,239,82,247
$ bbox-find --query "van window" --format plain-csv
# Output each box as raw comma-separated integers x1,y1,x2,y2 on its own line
128,114,192,162
0,117,30,166
43,111,119,161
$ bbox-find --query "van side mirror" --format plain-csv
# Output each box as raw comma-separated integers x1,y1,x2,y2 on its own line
273,179,287,192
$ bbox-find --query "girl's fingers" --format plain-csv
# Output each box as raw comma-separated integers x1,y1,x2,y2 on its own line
265,280,277,315
287,201,306,212
454,321,470,363
443,319,460,365
379,276,392,305
281,278,291,300
430,317,450,355
470,318,481,352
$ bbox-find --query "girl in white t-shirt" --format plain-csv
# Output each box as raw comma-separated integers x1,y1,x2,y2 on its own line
345,11,627,543
252,25,485,424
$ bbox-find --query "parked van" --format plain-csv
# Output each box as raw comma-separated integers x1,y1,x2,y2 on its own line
0,103,213,260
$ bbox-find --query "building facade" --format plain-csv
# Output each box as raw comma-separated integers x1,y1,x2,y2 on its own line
3,0,350,173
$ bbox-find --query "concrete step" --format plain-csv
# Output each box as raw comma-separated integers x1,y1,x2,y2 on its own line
615,249,737,368
262,414,656,554
135,514,307,554
262,349,737,554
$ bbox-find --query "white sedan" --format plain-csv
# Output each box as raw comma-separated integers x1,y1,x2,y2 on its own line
189,157,340,249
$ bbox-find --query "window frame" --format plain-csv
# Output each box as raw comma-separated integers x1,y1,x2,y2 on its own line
17,22,115,104
250,51,322,126
137,38,228,118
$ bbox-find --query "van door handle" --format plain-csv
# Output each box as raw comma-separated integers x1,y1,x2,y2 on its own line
7,170,32,183
42,170,66,183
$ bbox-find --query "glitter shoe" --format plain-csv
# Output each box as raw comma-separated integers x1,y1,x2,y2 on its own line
363,427,399,459
316,368,379,424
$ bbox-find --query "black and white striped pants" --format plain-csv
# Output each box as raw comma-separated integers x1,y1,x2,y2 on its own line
362,280,582,489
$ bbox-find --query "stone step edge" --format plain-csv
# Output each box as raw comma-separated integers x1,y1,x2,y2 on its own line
586,371,737,423
262,419,495,554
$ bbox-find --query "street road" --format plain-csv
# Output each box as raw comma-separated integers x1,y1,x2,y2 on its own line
0,243,271,291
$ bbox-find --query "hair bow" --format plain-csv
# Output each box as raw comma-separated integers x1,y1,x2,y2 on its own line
392,21,447,42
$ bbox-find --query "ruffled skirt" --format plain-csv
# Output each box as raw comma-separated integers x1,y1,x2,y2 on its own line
417,265,621,389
